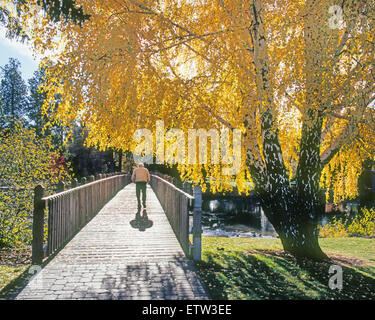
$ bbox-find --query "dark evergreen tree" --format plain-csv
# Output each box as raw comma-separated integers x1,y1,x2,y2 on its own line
1,0,90,28
67,124,116,179
27,68,47,135
0,1,90,46
0,58,28,128
35,0,90,26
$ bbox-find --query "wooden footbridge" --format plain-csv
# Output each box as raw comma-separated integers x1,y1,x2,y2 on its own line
13,173,208,300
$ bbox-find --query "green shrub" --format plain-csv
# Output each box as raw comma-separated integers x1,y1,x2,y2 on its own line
0,189,33,247
318,217,348,238
0,124,71,248
319,208,375,238
347,208,375,237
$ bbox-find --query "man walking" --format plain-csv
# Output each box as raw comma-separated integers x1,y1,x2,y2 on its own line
131,163,150,210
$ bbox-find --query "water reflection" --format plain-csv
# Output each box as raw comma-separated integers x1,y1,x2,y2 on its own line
202,198,277,238
201,198,360,239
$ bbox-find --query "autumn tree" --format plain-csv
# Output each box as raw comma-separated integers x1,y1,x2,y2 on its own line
0,123,72,247
6,0,375,259
26,65,62,143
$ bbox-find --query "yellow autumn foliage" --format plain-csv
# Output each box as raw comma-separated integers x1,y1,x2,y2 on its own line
319,208,375,238
3,0,374,200
0,123,72,247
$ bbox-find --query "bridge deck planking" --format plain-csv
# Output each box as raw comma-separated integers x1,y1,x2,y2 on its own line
14,184,209,300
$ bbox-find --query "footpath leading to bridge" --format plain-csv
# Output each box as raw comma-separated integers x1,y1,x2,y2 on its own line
14,184,209,300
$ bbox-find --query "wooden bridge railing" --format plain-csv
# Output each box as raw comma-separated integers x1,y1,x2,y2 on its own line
32,173,131,264
150,174,202,260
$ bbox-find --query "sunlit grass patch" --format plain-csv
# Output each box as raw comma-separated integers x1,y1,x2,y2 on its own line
0,265,29,291
195,237,375,300
0,248,31,292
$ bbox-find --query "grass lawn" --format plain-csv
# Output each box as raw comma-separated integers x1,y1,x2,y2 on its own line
0,266,29,291
0,248,31,294
195,237,375,300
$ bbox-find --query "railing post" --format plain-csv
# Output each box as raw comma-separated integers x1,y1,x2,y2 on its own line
81,177,87,226
98,174,103,206
192,185,202,261
57,181,65,192
72,178,78,188
32,185,46,265
71,178,78,232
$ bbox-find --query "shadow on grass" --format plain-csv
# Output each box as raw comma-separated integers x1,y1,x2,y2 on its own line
195,249,375,300
0,265,33,299
0,247,62,300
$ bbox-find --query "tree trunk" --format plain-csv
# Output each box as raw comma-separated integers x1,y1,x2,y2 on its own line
260,191,329,261
275,222,327,261
245,0,329,261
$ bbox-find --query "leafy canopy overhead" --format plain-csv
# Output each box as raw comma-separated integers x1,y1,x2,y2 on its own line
8,0,375,200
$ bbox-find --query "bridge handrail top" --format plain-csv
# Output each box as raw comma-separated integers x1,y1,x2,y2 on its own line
150,174,194,200
41,173,129,201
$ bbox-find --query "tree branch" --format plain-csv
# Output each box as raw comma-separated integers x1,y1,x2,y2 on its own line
202,105,235,130
334,21,353,58
320,121,358,166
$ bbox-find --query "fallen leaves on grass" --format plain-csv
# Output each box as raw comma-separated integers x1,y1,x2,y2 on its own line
245,249,366,267
0,248,32,268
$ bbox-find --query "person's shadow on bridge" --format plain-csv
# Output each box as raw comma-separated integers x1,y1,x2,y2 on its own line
130,208,153,231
